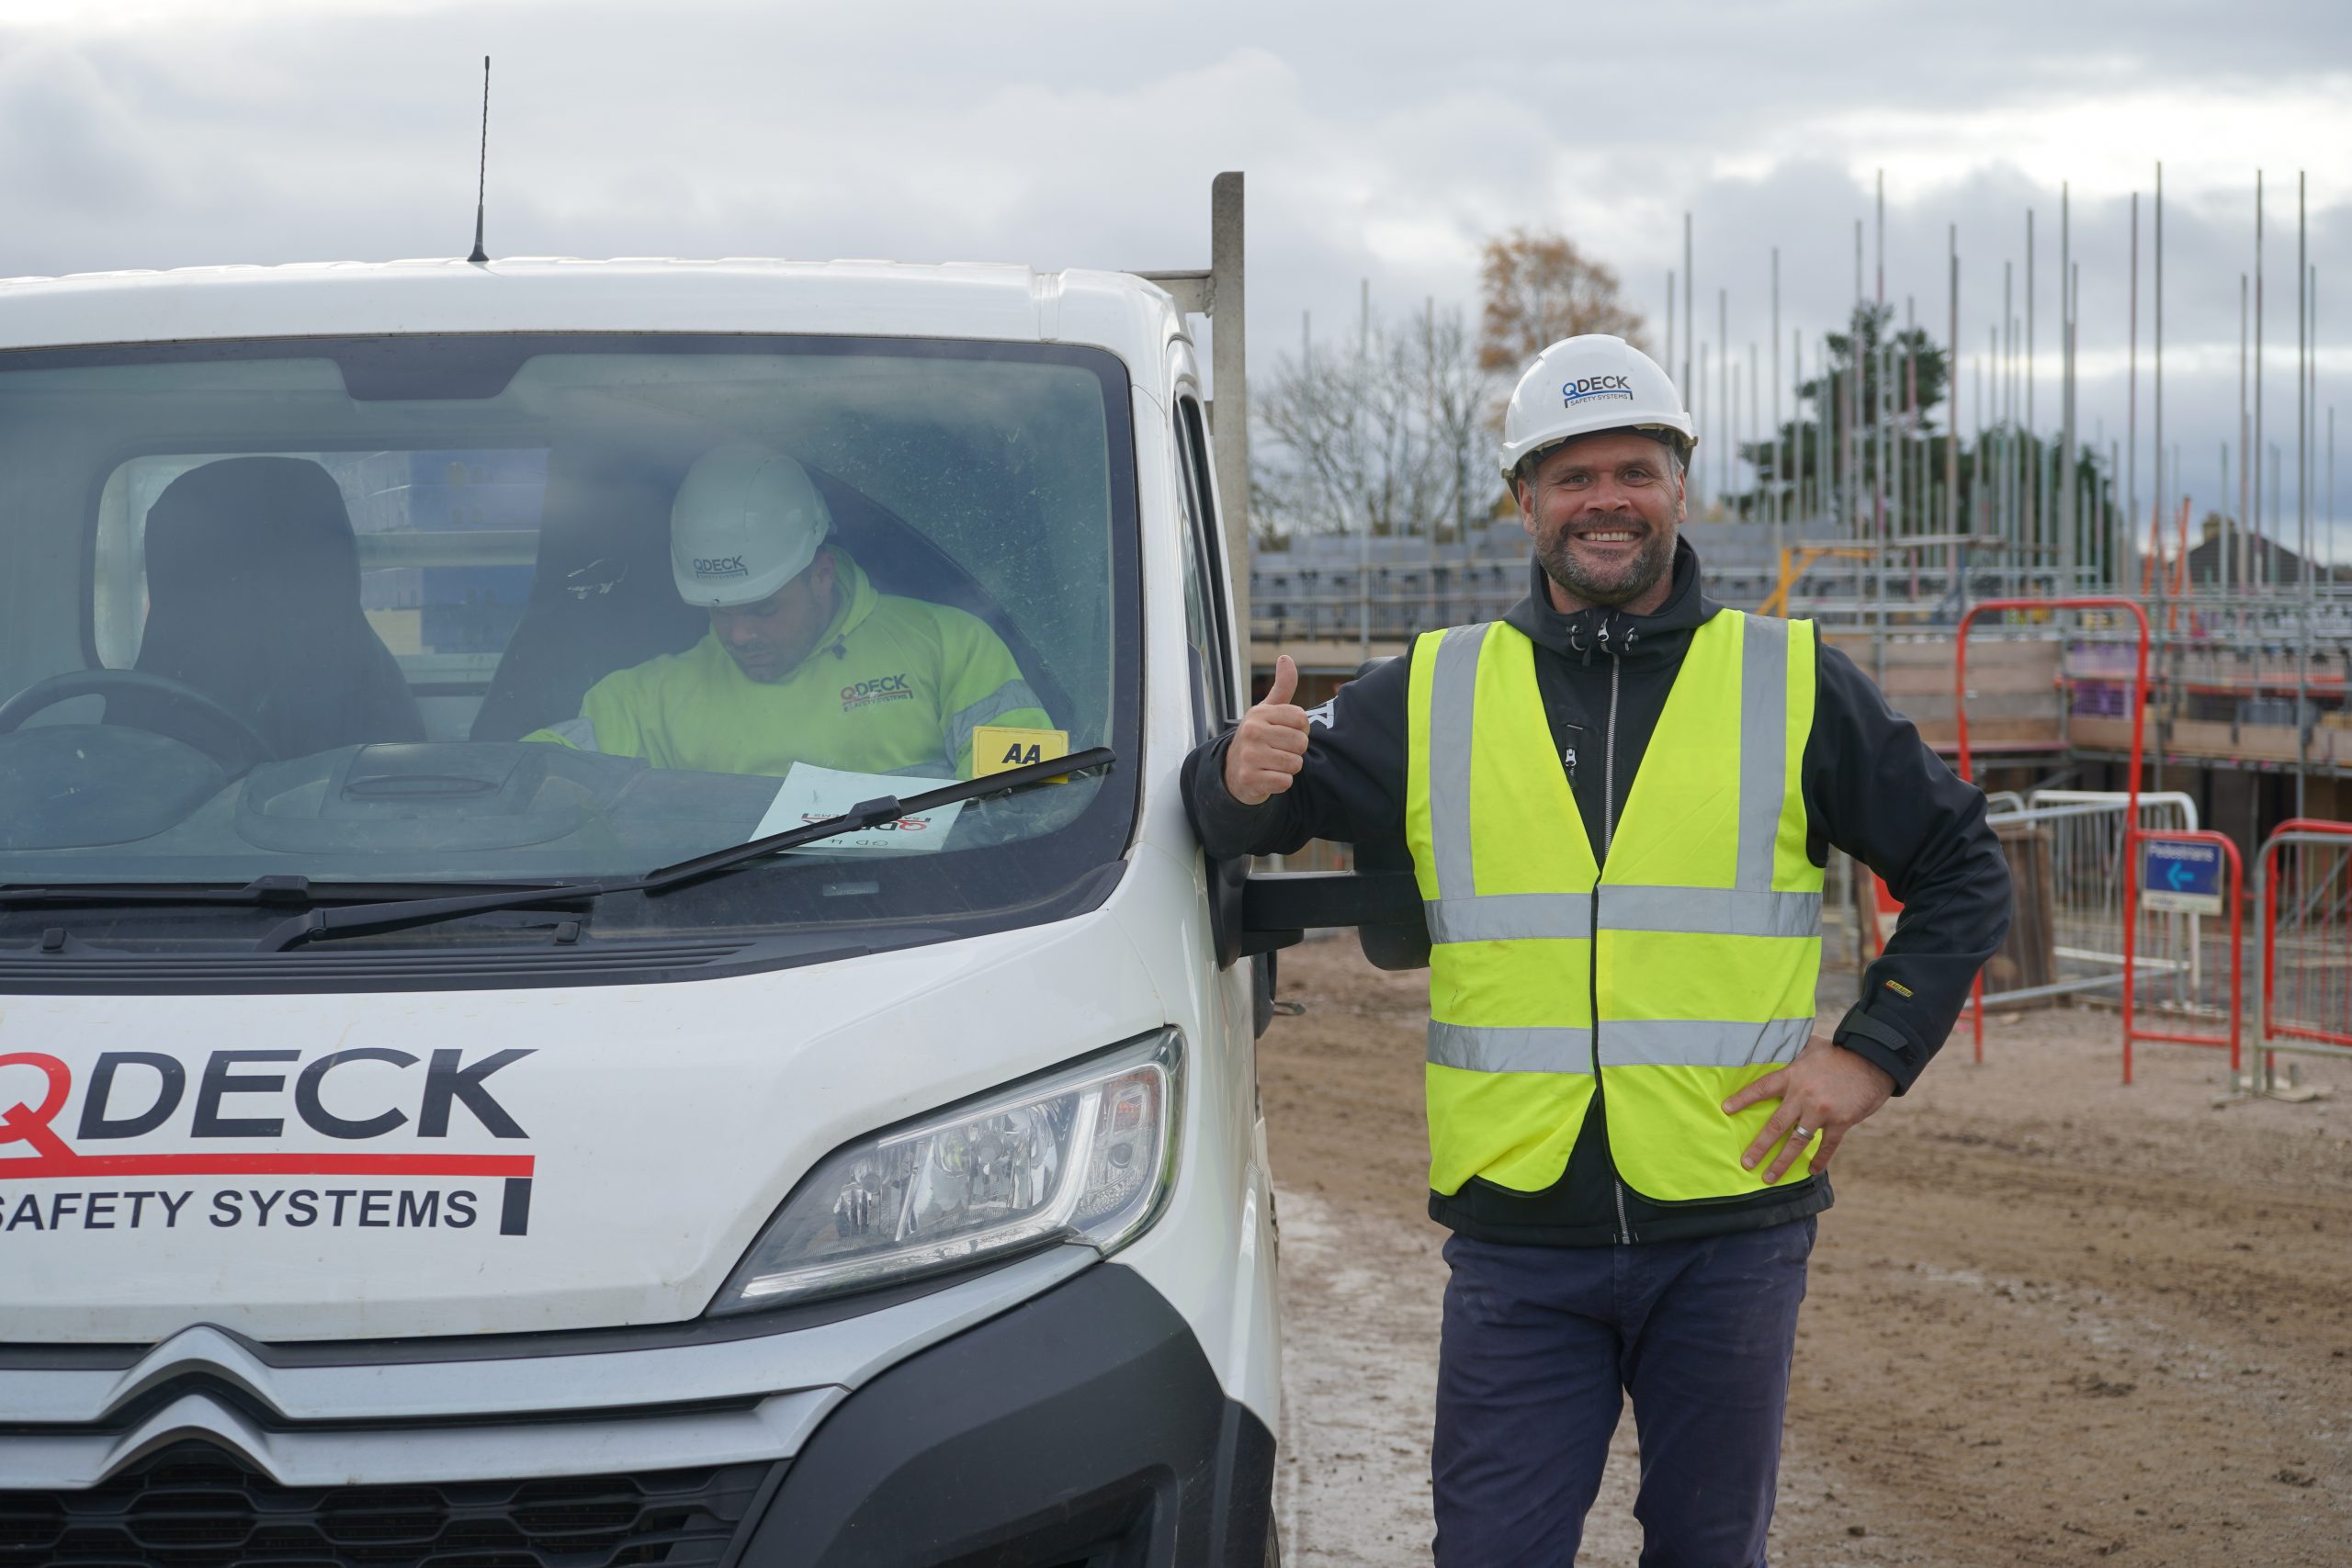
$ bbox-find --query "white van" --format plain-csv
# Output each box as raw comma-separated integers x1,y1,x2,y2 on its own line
0,178,1332,1566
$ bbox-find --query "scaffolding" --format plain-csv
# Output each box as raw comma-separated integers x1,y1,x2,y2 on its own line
1245,160,2343,832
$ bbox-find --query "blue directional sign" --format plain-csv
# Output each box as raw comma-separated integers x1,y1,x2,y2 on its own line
2142,838,2225,916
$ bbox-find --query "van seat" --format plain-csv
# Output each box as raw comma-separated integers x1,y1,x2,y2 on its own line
118,457,425,759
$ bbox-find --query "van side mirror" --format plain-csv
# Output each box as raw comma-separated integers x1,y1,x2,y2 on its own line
1235,866,1428,971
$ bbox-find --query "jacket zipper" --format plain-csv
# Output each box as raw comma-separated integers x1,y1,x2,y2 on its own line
1571,626,1795,1235
1595,652,1632,1245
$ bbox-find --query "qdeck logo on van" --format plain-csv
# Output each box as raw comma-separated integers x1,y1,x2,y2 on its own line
1561,374,1634,406
0,1048,537,1238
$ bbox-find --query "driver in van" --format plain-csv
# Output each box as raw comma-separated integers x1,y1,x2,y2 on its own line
526,441,1050,778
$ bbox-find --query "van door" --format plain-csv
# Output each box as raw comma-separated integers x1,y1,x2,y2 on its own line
1175,386,1288,1043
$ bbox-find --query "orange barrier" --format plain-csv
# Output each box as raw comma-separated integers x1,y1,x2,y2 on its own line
2257,819,2352,1090
2122,829,2244,1085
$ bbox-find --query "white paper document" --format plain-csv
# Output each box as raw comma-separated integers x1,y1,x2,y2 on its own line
751,763,965,853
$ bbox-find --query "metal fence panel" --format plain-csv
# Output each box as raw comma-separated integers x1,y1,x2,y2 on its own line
1981,791,2199,1006
2259,823,2352,1068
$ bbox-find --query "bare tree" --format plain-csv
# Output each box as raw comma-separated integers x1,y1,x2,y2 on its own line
1252,299,1498,547
1477,229,1647,374
1416,304,1497,541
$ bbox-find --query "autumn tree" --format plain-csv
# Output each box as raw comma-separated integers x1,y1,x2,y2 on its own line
1477,229,1647,374
1252,229,1651,543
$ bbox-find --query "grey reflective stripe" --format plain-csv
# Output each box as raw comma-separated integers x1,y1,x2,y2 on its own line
1427,1021,1594,1074
1598,886,1822,939
1737,614,1789,891
1602,1016,1813,1068
945,680,1043,765
543,716,600,752
1425,893,1592,943
1426,624,1489,900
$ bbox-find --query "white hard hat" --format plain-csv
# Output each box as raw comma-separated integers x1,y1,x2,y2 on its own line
1498,334,1695,482
669,442,833,607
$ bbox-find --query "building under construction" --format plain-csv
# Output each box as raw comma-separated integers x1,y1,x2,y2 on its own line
1247,166,2347,858
1248,514,2351,841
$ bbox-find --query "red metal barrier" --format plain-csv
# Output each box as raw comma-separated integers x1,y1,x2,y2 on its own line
2121,829,2243,1085
2257,820,2352,1082
1955,598,2149,1066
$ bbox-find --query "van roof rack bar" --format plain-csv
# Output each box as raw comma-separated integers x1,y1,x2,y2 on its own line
1132,171,1248,648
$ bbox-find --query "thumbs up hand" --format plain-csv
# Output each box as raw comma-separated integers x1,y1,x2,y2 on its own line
1225,654,1311,807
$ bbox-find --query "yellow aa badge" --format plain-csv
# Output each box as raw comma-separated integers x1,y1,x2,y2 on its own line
973,725,1070,781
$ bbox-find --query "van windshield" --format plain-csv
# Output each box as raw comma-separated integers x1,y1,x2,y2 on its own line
0,334,1138,968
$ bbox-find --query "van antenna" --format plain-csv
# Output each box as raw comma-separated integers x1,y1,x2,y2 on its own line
466,55,492,265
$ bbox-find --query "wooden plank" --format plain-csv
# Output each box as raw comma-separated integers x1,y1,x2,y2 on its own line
2096,719,2343,766
1899,693,2064,720
1983,823,2059,1008
1825,636,2060,670
1915,716,2065,746
1255,637,1411,674
1835,663,2043,683
2068,716,2138,752
1942,673,2055,697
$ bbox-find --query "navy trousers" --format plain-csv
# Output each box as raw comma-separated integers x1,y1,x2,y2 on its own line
1431,1217,1815,1567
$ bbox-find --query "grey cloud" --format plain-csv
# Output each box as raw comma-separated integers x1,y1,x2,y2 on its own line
0,39,164,216
0,0,2343,542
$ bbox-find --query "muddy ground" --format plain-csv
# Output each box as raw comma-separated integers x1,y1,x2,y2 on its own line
1264,933,2352,1566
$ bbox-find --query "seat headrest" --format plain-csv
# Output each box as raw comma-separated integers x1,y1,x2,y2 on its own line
145,457,361,607
125,455,427,760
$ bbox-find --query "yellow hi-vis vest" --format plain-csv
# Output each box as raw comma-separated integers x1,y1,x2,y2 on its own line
1405,609,1824,1204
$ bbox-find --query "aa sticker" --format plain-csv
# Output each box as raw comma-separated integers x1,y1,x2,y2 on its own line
974,724,1070,780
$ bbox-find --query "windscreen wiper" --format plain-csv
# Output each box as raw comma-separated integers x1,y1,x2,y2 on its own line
248,747,1118,953
0,875,571,908
631,746,1116,894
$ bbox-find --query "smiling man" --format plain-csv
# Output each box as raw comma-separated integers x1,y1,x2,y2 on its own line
1182,336,2010,1564
526,441,1048,779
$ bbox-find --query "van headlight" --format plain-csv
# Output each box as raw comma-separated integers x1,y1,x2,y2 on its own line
710,1030,1182,1313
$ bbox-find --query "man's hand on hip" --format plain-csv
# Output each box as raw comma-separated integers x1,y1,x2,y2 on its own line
1723,1037,1896,1184
1225,654,1311,806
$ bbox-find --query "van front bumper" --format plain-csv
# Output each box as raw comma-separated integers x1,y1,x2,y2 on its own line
0,1256,1272,1567
739,1259,1275,1567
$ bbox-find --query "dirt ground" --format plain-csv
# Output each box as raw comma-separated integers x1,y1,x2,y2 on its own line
1264,933,2352,1566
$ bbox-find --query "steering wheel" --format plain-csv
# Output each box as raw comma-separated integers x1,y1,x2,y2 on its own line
0,670,276,772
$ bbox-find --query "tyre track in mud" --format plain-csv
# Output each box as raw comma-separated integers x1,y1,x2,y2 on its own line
1264,935,2352,1565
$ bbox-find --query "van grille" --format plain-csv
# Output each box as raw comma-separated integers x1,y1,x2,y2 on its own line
0,1442,770,1567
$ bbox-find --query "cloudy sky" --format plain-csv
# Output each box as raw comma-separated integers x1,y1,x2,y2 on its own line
5,0,2346,550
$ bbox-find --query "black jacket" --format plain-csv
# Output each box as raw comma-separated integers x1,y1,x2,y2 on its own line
1183,540,2012,1247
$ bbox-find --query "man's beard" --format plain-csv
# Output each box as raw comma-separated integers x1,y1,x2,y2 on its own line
1534,519,1674,608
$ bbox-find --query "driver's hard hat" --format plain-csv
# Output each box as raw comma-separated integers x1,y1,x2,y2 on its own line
670,442,833,607
1498,334,1695,482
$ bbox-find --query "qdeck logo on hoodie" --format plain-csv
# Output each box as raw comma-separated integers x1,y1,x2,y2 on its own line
840,672,915,713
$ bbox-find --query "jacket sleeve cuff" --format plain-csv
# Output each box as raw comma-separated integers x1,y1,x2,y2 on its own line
1182,732,1283,852
1831,1003,1926,1095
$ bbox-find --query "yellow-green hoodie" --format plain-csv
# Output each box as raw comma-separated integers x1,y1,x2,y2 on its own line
526,548,1048,778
